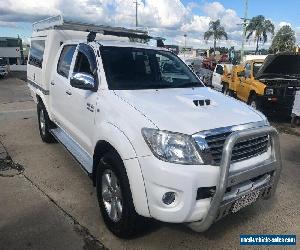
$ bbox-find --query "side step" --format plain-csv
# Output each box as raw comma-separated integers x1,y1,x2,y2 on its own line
50,127,93,174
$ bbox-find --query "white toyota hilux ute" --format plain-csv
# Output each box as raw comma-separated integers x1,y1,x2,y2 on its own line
27,17,282,238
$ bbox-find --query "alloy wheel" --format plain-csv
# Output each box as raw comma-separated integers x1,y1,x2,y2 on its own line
101,169,123,222
39,109,46,135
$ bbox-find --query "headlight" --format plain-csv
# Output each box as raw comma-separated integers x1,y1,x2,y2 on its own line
142,128,203,165
265,88,274,95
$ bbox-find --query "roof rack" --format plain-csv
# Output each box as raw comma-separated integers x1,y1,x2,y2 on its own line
32,15,165,42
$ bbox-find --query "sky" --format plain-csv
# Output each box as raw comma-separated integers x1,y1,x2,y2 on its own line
0,0,299,49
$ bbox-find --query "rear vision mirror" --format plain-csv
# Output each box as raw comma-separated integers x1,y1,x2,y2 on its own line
70,72,96,91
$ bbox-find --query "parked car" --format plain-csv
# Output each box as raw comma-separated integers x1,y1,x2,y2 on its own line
202,57,217,71
211,63,233,91
223,54,300,117
291,90,300,127
27,16,282,238
0,58,8,78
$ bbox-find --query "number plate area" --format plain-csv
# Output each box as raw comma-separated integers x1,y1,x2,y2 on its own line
231,189,260,213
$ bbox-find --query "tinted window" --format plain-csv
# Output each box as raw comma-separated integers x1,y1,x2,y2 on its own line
215,65,224,75
57,45,76,78
0,58,6,66
74,51,92,75
101,47,202,90
28,40,45,68
158,54,182,74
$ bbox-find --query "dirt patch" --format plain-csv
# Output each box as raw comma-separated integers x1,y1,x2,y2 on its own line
0,141,24,176
0,156,24,177
7,71,27,82
74,224,107,250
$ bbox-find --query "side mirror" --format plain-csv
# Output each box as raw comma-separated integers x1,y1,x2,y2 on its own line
70,72,96,91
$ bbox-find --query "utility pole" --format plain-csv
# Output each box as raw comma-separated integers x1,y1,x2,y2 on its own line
17,34,24,65
133,1,139,27
241,0,248,61
184,34,187,58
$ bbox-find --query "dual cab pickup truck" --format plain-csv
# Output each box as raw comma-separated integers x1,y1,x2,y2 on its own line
27,16,282,238
222,54,300,116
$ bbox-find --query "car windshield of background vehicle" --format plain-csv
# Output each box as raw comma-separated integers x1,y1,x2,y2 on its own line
0,58,6,66
253,63,263,77
101,47,203,90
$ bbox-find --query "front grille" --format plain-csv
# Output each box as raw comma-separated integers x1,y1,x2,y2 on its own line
205,132,269,165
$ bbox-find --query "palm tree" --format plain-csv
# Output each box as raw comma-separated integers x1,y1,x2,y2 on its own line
246,15,275,54
204,20,228,56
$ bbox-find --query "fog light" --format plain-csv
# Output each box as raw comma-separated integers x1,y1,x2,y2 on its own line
162,192,176,205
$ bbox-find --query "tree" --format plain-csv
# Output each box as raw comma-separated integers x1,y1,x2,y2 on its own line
246,15,275,54
204,20,228,56
269,25,296,53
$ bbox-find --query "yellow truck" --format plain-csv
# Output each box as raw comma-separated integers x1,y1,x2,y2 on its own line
222,54,300,116
221,64,244,96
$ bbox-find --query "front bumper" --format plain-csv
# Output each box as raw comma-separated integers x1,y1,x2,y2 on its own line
0,71,7,76
258,94,295,115
139,126,281,231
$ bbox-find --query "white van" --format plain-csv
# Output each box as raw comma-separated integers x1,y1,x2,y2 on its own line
27,16,282,238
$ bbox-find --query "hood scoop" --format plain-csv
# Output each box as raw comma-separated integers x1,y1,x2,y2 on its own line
193,99,211,107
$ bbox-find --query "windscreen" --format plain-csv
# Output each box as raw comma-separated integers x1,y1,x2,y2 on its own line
253,62,263,77
101,47,203,90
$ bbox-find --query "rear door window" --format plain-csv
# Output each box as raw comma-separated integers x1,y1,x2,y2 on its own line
57,45,76,78
28,40,45,68
215,65,224,75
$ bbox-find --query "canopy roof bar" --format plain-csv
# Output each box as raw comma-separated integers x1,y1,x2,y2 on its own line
32,15,165,41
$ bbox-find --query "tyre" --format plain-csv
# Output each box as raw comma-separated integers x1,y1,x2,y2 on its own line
222,83,232,96
96,151,145,238
37,102,56,143
248,94,259,110
291,116,300,127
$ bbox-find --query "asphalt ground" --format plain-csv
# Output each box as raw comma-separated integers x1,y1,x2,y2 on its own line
0,75,299,250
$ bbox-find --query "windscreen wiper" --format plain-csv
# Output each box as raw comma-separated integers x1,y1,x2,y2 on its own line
176,82,203,88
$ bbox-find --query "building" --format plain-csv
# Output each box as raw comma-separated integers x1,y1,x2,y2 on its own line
0,37,25,65
179,47,205,58
164,45,180,55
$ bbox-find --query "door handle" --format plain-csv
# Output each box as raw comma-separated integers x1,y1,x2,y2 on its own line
66,90,72,95
50,81,55,86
